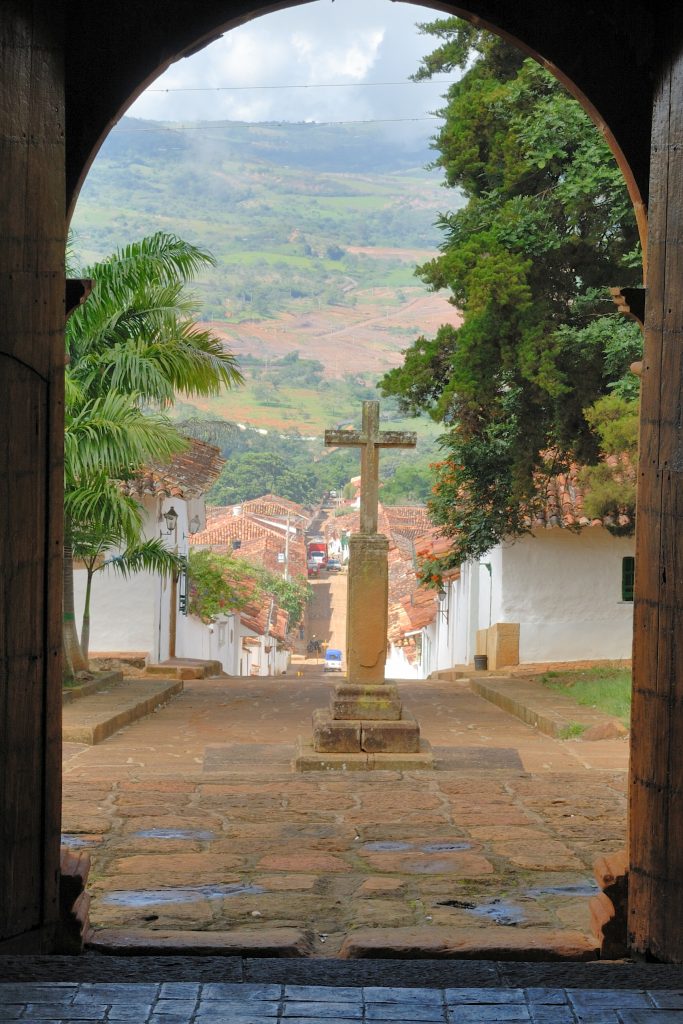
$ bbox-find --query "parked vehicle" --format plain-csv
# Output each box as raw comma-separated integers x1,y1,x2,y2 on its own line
323,648,343,672
307,539,328,565
326,558,342,572
307,560,320,578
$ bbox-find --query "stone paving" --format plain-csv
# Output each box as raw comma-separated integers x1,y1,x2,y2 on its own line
1,982,682,1023
61,639,629,957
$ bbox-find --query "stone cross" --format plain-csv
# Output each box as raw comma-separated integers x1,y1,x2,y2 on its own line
297,398,432,770
324,400,416,533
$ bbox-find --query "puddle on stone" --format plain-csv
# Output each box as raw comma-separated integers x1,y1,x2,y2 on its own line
526,882,599,898
103,882,264,907
437,897,527,926
420,842,471,853
362,840,471,854
362,841,413,852
133,828,216,841
61,834,97,847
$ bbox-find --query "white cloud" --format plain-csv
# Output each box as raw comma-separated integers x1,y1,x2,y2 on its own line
126,0,454,135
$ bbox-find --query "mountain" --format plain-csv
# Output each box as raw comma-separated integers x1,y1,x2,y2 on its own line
70,117,462,437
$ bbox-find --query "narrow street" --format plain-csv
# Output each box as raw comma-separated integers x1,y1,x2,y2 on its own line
304,572,347,656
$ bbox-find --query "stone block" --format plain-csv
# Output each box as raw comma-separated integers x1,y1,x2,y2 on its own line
338,925,598,960
487,622,520,669
312,709,361,753
294,737,434,772
360,713,420,754
332,683,402,721
88,927,312,957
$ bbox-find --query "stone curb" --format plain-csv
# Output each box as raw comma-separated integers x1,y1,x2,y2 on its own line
88,928,312,957
62,679,184,744
62,670,124,705
338,926,598,961
468,677,628,740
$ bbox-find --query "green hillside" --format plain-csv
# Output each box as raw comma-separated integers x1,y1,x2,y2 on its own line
70,117,461,502
71,117,451,321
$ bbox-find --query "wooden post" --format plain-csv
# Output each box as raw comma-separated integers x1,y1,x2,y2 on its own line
629,32,683,963
0,3,65,950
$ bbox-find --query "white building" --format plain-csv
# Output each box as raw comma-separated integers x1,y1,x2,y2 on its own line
419,468,635,671
74,438,224,664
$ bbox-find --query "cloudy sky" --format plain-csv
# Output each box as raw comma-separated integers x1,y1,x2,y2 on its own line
126,0,457,141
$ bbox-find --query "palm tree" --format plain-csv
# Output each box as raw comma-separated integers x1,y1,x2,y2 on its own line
64,233,243,673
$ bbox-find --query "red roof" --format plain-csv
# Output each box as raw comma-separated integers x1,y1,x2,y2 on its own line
383,505,433,541
527,458,635,531
387,545,437,662
242,495,310,521
121,438,224,500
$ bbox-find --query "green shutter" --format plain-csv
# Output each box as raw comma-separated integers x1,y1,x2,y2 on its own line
622,556,635,602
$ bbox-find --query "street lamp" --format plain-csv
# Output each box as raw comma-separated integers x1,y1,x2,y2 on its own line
162,506,179,535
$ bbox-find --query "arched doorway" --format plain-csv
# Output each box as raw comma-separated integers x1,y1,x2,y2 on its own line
1,0,680,962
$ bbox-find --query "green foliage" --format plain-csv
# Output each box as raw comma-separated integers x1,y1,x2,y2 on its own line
246,566,312,626
64,233,243,666
579,393,638,525
380,460,434,505
558,722,587,740
187,549,311,625
380,21,642,575
187,549,254,622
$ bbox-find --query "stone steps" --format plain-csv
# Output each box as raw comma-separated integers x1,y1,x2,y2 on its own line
62,678,183,744
146,658,223,680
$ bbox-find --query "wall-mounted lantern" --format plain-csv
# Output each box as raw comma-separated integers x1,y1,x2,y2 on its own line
438,586,449,624
162,506,179,535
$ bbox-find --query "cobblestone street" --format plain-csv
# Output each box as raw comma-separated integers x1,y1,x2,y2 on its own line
62,648,629,959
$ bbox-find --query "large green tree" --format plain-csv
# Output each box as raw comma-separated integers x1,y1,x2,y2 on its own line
64,233,243,673
380,21,642,575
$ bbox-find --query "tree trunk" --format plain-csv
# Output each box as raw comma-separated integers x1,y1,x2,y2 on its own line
63,525,88,674
80,567,94,665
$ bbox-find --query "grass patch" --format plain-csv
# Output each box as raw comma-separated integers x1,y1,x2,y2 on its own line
557,721,587,740
539,665,631,726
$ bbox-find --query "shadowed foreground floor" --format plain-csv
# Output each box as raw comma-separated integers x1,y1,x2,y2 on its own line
61,659,629,960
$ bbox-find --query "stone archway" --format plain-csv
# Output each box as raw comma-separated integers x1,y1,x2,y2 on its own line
2,0,682,962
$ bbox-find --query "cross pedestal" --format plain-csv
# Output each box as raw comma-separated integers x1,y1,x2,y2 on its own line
295,400,433,771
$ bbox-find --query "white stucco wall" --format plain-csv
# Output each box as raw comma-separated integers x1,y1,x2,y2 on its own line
387,637,425,680
182,613,240,674
73,568,157,653
73,494,214,662
499,528,634,662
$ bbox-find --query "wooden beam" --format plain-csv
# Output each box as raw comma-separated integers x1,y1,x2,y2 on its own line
629,34,683,963
0,2,65,952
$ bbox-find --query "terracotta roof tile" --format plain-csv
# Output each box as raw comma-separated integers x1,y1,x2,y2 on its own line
242,495,311,520
121,438,224,500
387,544,437,661
383,505,433,540
526,456,635,531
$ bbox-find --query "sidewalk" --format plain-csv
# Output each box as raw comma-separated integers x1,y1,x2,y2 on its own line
62,662,628,960
1,979,681,1024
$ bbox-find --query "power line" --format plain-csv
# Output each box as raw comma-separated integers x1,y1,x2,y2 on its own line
147,78,457,93
112,116,441,133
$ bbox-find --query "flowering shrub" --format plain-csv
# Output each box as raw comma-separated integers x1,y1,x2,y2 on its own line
187,549,311,626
